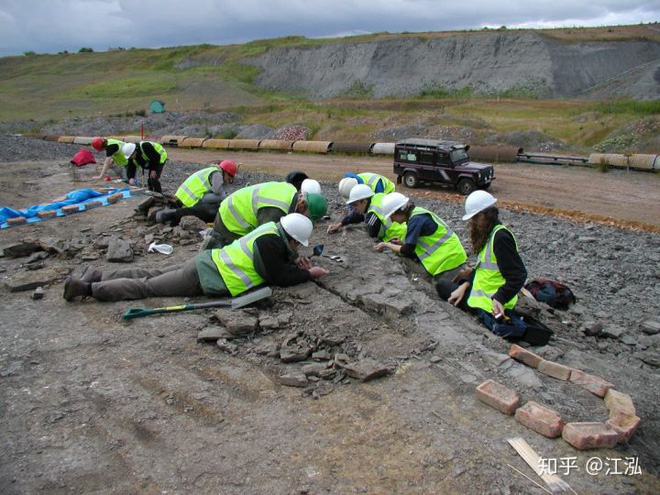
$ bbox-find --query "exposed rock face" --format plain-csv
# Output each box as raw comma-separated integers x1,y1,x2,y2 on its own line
244,32,660,99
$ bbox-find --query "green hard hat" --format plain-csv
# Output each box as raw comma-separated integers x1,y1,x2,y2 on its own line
305,193,327,222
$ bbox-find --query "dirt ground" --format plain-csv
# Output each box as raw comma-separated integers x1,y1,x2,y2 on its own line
1,143,659,494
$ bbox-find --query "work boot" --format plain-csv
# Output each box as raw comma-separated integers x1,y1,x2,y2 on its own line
80,266,102,283
63,276,92,301
155,208,178,225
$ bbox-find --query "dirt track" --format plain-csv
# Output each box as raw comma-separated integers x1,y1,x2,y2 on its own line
168,148,660,230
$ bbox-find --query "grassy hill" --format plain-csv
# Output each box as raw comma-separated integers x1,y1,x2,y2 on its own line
1,24,658,153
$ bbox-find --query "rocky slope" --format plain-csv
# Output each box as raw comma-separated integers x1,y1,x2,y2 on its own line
244,31,660,99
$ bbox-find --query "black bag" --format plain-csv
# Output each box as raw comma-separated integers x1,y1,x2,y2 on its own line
481,310,553,346
525,278,576,310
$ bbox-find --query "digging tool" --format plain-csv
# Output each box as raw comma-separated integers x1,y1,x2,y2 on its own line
122,286,272,320
310,244,344,263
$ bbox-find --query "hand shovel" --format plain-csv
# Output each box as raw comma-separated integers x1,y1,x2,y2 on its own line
310,244,343,263
122,286,272,320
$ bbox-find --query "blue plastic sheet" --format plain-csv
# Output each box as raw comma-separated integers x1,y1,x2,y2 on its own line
1,188,132,229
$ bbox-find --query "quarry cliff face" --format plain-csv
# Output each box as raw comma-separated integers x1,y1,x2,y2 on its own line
244,31,660,100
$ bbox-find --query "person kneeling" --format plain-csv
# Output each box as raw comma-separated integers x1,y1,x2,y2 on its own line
436,191,527,334
63,213,328,302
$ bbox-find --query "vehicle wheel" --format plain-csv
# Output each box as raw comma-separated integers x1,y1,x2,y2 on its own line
456,178,476,195
480,182,491,190
403,172,418,188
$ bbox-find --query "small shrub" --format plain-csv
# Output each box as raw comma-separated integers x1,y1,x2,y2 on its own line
597,157,609,173
134,109,146,117
78,47,94,53
219,129,238,139
23,51,37,56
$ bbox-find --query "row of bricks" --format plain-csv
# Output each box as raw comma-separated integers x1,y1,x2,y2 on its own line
476,380,638,449
5,193,123,225
507,344,640,446
476,346,641,450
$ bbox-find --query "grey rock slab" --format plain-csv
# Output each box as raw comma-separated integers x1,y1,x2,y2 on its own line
106,237,133,263
342,359,390,382
301,363,329,377
5,266,70,292
506,363,544,390
213,309,258,336
197,327,234,342
360,292,414,316
280,372,308,388
581,321,603,336
483,352,512,369
179,216,208,232
312,350,332,361
635,351,660,367
601,326,625,339
2,241,43,258
640,320,660,335
280,345,312,363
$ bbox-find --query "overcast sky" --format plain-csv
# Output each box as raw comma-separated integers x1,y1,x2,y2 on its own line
0,0,657,57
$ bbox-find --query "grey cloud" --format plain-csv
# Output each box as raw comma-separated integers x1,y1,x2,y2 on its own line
0,0,657,56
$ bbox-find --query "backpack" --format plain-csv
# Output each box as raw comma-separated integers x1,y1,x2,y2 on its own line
524,278,576,311
71,149,96,167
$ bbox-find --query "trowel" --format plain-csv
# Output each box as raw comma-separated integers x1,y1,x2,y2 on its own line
310,244,343,263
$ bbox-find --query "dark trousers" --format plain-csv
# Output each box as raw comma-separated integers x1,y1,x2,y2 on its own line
435,279,477,314
174,202,218,224
146,162,165,193
91,259,203,301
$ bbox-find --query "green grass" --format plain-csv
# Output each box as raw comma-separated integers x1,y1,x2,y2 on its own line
65,75,178,98
588,99,660,116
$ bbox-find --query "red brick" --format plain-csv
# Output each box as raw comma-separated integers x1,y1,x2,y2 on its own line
85,200,103,210
508,344,543,368
569,370,614,397
476,379,520,415
107,193,123,204
7,216,27,225
606,410,641,444
514,401,564,438
562,422,620,450
537,360,572,380
37,210,57,219
61,205,79,214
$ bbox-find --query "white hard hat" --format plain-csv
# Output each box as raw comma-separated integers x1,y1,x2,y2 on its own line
462,190,497,221
301,178,321,195
280,213,313,247
122,142,136,159
338,177,358,199
346,184,374,205
381,192,410,220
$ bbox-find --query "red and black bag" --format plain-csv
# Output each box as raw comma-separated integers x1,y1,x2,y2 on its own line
524,278,576,311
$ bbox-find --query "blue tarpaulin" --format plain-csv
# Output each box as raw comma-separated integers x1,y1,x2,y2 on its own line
1,188,132,229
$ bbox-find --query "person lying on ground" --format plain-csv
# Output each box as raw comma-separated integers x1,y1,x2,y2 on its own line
337,172,396,200
63,213,328,302
122,141,168,194
154,160,238,226
209,181,327,248
374,192,468,282
326,184,407,241
435,191,527,322
91,137,127,180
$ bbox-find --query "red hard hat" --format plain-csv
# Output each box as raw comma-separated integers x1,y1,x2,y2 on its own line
218,159,237,178
91,137,104,151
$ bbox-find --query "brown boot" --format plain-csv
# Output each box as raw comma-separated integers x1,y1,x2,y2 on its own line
80,266,102,283
63,276,92,301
